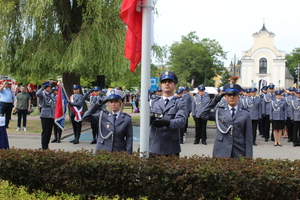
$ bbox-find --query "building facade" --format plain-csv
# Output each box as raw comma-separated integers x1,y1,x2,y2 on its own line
238,24,294,89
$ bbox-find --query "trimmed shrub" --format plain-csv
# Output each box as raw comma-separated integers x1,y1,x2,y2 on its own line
0,149,300,199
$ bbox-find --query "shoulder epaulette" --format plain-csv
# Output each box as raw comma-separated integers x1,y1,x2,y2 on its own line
102,109,109,114
241,107,249,112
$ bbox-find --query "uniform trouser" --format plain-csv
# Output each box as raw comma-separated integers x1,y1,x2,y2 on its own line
263,115,271,139
184,112,190,133
53,123,62,138
293,121,300,145
91,123,98,139
71,116,82,138
194,117,207,141
17,109,28,127
252,120,259,143
0,102,13,128
258,117,265,135
287,117,294,141
41,118,54,149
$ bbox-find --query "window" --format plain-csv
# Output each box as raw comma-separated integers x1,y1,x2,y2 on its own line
259,58,267,74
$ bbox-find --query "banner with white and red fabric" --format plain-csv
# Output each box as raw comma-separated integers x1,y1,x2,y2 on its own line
54,84,69,130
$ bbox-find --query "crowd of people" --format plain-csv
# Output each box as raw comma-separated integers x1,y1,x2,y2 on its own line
2,72,300,159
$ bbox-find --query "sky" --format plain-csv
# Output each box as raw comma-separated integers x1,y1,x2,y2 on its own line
153,0,300,67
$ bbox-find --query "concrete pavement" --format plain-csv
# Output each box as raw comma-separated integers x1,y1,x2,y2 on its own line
6,115,300,160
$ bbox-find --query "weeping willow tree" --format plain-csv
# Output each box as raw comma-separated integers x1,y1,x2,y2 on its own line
0,0,129,95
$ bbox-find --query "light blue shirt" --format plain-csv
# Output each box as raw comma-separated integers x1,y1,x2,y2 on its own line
0,88,14,103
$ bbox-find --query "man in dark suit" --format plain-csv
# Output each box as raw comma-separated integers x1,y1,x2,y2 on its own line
200,83,253,158
149,71,187,157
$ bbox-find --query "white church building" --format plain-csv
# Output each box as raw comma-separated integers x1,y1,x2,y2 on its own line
237,24,294,90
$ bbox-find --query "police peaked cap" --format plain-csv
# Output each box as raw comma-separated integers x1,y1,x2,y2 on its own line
261,86,268,90
175,90,183,94
106,89,125,100
249,88,257,92
197,85,206,91
295,89,300,94
93,86,101,91
42,81,52,87
156,87,162,92
73,84,81,89
288,87,296,91
268,84,275,89
159,71,178,84
275,90,281,95
223,83,242,95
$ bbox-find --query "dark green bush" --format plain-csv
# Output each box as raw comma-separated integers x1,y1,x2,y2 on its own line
0,148,300,199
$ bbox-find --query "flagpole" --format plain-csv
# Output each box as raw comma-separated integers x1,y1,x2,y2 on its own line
139,0,152,158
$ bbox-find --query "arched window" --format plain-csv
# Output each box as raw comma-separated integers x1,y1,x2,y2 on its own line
259,58,267,74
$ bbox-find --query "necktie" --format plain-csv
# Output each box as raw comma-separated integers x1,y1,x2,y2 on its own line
201,96,203,101
253,97,255,102
113,114,117,124
231,108,235,119
165,98,169,106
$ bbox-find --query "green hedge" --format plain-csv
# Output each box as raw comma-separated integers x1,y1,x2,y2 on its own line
0,149,300,199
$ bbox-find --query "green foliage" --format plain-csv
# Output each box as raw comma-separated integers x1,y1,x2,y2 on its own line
219,68,231,87
0,0,127,85
286,47,300,84
168,31,227,87
1,149,300,199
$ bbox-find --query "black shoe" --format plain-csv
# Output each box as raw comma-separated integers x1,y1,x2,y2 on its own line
202,140,207,145
180,141,184,144
91,139,97,144
70,139,75,143
265,139,269,142
253,143,257,146
288,139,292,143
261,135,265,138
194,140,199,144
293,144,298,147
51,138,57,143
73,140,79,144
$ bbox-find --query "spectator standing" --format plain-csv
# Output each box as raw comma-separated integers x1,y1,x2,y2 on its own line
83,89,133,154
0,81,14,128
36,81,55,150
149,71,187,157
14,85,31,131
69,84,84,144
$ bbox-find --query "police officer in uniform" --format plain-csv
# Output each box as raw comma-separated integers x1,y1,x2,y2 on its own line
285,87,296,142
200,83,253,158
36,81,55,150
83,89,133,154
192,85,210,145
83,86,106,144
247,88,261,146
261,84,276,142
149,71,187,157
291,89,300,147
182,87,192,134
69,84,84,144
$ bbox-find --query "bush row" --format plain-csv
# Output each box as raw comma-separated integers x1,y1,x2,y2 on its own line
0,149,300,199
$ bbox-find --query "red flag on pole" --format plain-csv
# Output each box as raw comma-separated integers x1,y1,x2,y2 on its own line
120,0,143,73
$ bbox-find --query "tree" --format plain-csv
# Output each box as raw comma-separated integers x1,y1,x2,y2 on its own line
0,0,129,95
286,48,300,84
219,68,231,87
168,31,227,87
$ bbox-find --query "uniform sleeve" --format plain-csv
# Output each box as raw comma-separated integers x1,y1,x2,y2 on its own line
36,87,44,98
244,113,253,158
199,99,216,121
126,117,133,154
82,104,100,124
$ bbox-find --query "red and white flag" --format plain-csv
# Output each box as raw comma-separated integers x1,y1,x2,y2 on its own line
55,85,69,130
120,0,143,73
